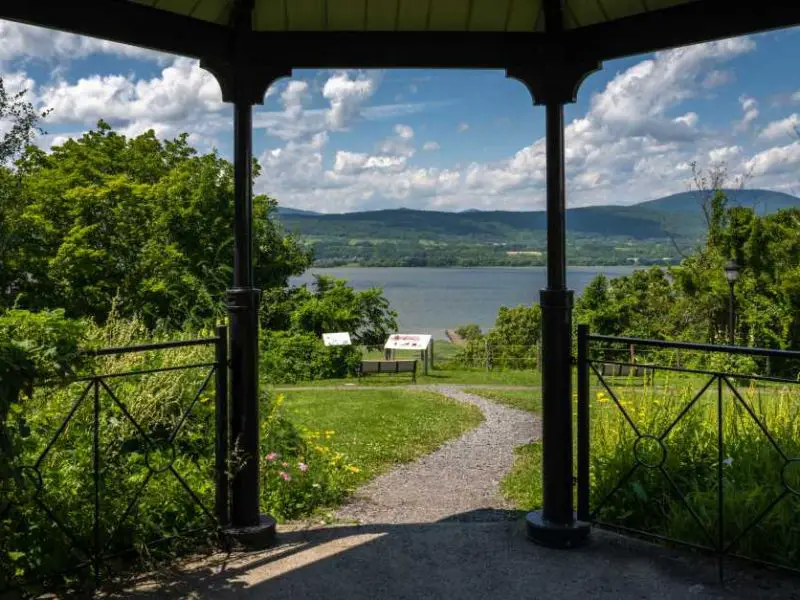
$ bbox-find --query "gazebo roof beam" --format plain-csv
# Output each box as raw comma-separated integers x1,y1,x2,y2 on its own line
572,0,800,62
245,31,546,68
2,1,800,70
0,0,232,61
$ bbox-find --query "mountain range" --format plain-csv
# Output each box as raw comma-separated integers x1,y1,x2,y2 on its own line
274,189,800,267
277,189,799,240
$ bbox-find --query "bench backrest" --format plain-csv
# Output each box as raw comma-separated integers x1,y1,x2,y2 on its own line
599,363,652,377
360,360,416,374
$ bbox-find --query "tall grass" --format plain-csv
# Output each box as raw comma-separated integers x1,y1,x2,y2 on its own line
590,369,800,568
1,316,220,593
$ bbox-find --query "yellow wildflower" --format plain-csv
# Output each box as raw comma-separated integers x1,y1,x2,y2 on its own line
347,465,361,473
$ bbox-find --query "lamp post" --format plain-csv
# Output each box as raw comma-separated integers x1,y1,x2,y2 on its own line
724,259,740,345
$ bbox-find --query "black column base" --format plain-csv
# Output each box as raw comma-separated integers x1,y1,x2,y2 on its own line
225,514,277,550
526,511,590,549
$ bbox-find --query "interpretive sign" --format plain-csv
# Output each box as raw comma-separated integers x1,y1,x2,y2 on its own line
384,334,432,351
322,332,352,346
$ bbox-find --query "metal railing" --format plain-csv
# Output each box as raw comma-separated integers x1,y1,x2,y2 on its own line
0,327,229,593
576,325,800,580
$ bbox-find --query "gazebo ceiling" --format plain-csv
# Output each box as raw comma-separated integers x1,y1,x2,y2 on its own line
1,1,799,69
131,0,696,32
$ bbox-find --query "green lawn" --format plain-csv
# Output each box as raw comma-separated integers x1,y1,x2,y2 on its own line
463,387,541,413
274,365,541,388
500,443,543,511
279,388,484,487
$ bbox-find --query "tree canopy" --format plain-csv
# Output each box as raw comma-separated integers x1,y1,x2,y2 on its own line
1,121,311,327
576,179,800,372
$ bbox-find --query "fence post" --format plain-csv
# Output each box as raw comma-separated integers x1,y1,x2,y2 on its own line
577,324,590,522
215,325,230,528
485,338,490,371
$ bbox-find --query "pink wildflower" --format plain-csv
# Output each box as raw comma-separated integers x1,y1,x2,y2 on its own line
279,471,291,481
298,463,308,472
266,452,278,461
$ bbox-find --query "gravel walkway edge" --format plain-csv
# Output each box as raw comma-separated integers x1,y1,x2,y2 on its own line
334,385,540,525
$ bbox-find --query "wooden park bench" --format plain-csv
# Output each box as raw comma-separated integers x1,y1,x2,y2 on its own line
358,359,417,382
597,363,653,378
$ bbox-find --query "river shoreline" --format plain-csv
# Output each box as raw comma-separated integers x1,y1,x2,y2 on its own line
291,266,638,338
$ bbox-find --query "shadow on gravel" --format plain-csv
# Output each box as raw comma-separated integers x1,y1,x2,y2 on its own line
436,508,526,523
104,511,799,600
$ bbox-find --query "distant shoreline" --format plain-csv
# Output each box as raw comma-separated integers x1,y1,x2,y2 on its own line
306,263,651,269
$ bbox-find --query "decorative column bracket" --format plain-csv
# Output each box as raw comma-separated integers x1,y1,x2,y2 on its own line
201,59,291,105
505,53,601,550
506,52,601,106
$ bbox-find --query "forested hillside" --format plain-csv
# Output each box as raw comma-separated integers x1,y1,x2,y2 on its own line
277,189,800,266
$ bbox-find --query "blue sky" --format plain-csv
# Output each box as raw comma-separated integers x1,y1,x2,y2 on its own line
2,20,800,213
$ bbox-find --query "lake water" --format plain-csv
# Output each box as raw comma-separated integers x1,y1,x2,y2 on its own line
290,266,637,339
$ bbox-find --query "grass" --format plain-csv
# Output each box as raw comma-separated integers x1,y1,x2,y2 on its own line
463,387,541,413
275,365,542,388
279,388,484,488
474,367,800,568
587,373,800,567
500,443,543,511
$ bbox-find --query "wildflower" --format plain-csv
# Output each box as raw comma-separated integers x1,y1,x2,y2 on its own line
723,457,733,466
298,462,309,472
347,465,361,473
266,452,279,461
315,445,329,454
279,471,291,481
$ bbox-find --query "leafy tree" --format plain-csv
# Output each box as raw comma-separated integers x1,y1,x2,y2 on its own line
1,122,311,327
456,304,541,369
261,275,397,347
454,323,482,341
0,78,48,165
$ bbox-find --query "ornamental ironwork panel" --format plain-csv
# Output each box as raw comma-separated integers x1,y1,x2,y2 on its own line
576,326,800,580
0,328,229,595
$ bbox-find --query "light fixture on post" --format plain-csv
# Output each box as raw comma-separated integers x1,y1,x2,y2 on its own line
724,259,740,345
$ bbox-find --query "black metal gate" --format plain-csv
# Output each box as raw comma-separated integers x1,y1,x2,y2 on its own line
576,325,800,579
0,327,229,594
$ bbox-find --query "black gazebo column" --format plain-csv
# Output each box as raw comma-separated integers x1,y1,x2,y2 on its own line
201,0,290,546
507,55,600,549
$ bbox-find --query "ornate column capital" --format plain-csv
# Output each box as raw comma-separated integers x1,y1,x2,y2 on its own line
201,59,291,105
506,51,601,106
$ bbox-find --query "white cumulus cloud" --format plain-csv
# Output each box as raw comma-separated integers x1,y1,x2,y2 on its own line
759,114,800,141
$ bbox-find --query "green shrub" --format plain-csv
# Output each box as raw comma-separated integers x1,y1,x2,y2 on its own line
454,323,482,341
261,331,361,383
0,309,88,523
1,313,219,593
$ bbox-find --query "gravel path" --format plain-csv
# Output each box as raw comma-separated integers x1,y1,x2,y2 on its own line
334,385,539,524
